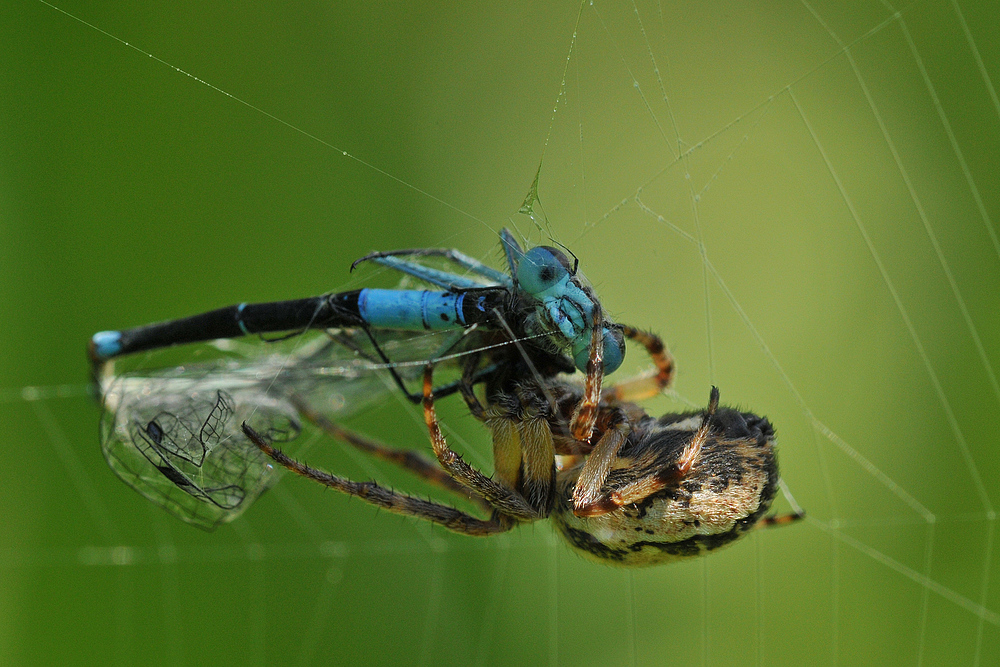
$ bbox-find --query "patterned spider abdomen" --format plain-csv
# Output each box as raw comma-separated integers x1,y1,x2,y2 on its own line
551,406,779,567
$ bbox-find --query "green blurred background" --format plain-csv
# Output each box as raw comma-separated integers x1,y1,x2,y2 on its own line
2,0,998,664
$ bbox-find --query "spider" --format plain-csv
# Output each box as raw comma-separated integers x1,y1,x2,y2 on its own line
242,326,802,567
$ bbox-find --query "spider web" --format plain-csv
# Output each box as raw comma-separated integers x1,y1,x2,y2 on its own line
2,0,998,664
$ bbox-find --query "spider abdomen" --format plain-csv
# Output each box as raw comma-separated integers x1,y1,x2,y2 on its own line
551,407,780,567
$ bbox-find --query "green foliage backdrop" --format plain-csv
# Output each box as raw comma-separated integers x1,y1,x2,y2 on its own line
2,1,998,665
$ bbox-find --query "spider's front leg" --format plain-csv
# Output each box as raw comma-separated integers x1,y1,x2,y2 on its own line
289,393,485,507
566,325,679,513
569,405,632,516
568,322,676,442
569,320,604,443
456,355,559,517
420,365,542,521
241,422,515,536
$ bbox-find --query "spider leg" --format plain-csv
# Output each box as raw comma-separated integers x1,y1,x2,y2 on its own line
288,394,490,511
457,354,488,421
603,326,676,403
570,407,631,516
242,423,514,536
457,355,557,516
674,386,719,476
484,399,557,516
574,387,721,517
569,314,605,443
422,365,539,520
754,511,806,529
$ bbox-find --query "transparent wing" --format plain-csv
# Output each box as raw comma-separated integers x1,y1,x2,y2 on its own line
96,327,498,529
101,362,302,529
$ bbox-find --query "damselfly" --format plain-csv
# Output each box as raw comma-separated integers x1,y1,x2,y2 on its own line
91,229,646,529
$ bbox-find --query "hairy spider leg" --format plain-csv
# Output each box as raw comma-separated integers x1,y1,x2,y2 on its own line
455,357,558,517
421,365,540,520
755,511,807,528
241,422,515,537
569,312,605,443
574,387,721,518
451,323,673,517
570,406,632,515
569,323,677,442
569,326,678,513
674,386,719,476
287,394,488,510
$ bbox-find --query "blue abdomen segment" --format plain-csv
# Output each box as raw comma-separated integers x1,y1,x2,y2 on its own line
357,289,470,330
92,330,124,359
